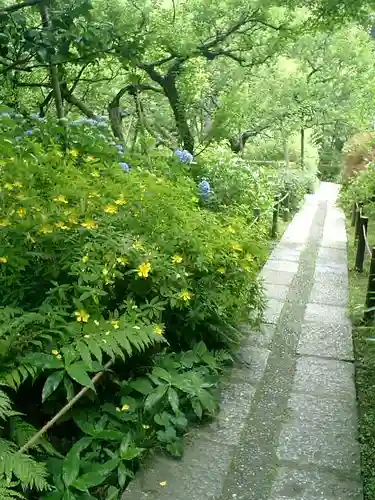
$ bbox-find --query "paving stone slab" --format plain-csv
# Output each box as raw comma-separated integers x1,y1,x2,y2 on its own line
297,322,354,360
269,248,302,263
264,298,284,324
263,260,299,273
233,345,271,384
269,466,363,500
264,283,290,301
293,356,355,400
261,269,295,286
308,280,349,307
200,382,256,444
238,323,276,349
314,263,348,276
317,246,347,265
121,438,235,500
304,303,350,326
313,270,348,292
277,394,360,470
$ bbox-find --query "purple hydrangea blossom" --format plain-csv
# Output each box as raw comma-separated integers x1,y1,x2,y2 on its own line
198,179,211,201
119,162,130,173
174,149,193,164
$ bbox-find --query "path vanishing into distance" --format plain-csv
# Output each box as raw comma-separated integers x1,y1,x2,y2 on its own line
122,182,362,500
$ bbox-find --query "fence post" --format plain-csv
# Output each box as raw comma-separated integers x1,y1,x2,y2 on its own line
364,247,375,324
283,193,289,221
355,202,363,241
351,202,357,227
355,216,368,272
271,194,279,238
253,207,261,219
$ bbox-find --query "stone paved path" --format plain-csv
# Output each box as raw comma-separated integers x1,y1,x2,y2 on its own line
122,182,362,500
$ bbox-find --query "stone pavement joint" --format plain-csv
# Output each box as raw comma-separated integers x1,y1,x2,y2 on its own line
121,183,362,500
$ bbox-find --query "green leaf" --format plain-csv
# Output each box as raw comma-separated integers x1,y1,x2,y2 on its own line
191,399,203,418
197,389,217,414
72,458,120,491
152,367,172,383
62,438,92,487
42,370,64,402
144,385,168,412
106,486,119,500
66,362,94,390
76,341,93,370
85,338,102,364
118,462,133,489
167,387,179,414
129,377,153,395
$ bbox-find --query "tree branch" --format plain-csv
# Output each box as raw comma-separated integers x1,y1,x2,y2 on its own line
0,0,41,14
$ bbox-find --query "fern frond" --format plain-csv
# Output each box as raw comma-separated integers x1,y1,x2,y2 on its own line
0,364,39,391
9,417,63,458
0,439,49,491
0,388,13,420
0,480,25,499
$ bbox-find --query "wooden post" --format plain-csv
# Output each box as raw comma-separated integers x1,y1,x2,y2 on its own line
364,247,375,324
253,207,261,219
351,202,357,227
283,193,289,221
355,203,363,241
355,216,368,272
300,128,305,170
271,195,279,238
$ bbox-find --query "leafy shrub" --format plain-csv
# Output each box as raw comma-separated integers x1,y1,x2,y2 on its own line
0,119,268,498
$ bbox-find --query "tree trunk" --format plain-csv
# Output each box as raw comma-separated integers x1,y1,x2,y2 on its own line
162,76,194,153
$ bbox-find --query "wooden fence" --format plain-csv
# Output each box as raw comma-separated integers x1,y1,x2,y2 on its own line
352,201,375,323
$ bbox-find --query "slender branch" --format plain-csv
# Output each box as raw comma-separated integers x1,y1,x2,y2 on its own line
0,0,41,14
18,361,113,455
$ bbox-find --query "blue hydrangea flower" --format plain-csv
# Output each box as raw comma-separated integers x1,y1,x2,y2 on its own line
25,130,33,135
174,149,193,164
119,162,130,173
198,179,211,201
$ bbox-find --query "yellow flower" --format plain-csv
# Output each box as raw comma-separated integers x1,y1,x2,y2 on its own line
104,204,118,214
121,404,130,412
0,219,10,227
81,220,98,229
55,221,69,230
115,197,128,205
56,354,62,360
160,481,167,487
91,170,100,178
84,334,90,339
40,225,53,235
70,149,79,157
82,255,89,263
88,192,100,200
4,183,13,190
13,182,22,188
137,261,151,278
116,257,128,266
218,267,225,274
172,255,183,264
153,325,163,336
142,424,150,429
53,195,68,204
17,208,26,217
179,290,193,302
116,407,121,412
75,309,90,323
132,241,143,250
0,257,8,263
67,214,78,224
94,320,99,326
111,320,120,329
231,243,243,252
51,349,59,356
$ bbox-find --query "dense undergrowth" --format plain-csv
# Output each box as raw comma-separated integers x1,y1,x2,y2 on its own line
0,112,314,499
340,173,375,500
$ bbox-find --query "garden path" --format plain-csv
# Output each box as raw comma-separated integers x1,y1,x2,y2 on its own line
122,182,362,500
